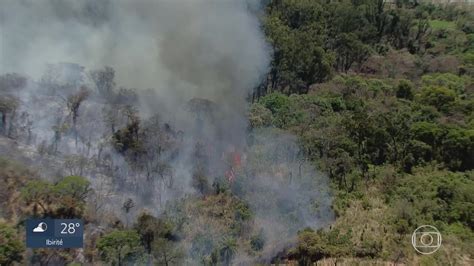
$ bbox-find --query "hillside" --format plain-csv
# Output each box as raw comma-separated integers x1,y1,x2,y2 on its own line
0,1,473,265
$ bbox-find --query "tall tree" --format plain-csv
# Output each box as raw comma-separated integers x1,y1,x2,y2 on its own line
97,230,142,266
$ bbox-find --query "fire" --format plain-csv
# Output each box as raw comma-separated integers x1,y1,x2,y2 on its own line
225,168,235,183
222,145,242,183
231,151,242,168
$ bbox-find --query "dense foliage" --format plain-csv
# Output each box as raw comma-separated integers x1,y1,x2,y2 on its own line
250,0,474,264
0,222,24,265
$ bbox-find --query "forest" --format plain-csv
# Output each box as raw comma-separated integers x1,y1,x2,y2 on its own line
0,0,473,265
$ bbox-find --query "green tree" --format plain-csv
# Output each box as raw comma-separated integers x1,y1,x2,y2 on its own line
441,127,474,170
248,104,273,128
97,230,142,266
21,180,54,216
134,213,173,254
393,170,474,229
291,228,352,265
333,33,371,72
421,73,467,95
418,86,457,112
410,121,444,160
54,175,90,201
134,213,182,265
396,79,414,100
0,222,24,265
219,237,237,265
54,175,90,218
152,237,183,266
264,0,334,93
21,176,90,218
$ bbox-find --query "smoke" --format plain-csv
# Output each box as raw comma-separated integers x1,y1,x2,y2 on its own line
1,0,270,146
1,0,268,96
0,0,333,264
235,128,334,262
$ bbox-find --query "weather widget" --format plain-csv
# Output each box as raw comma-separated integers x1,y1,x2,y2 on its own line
26,219,83,248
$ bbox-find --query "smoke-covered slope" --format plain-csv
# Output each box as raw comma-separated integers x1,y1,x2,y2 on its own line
0,0,334,264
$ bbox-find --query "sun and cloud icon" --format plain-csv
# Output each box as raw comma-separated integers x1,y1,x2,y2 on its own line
33,222,48,233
